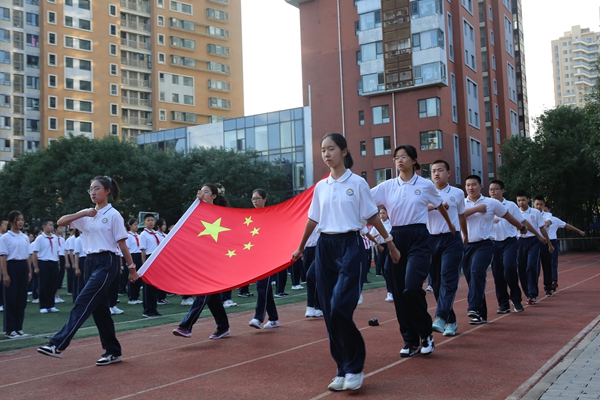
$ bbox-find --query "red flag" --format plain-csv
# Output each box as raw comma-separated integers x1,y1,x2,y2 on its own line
138,186,314,295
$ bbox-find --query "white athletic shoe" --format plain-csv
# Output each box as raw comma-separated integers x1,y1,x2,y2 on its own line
263,320,280,329
291,285,304,290
110,306,124,315
385,292,394,302
223,299,237,308
305,306,316,317
357,294,363,305
54,297,65,303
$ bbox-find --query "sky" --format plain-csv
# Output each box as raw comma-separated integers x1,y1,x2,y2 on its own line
241,0,600,134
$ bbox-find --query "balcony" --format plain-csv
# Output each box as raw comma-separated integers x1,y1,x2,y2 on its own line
120,38,151,50
120,19,151,32
121,57,150,69
121,96,151,107
122,116,152,126
121,76,151,88
120,0,150,13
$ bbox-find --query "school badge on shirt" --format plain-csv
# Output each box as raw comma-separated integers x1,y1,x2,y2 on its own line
415,189,422,195
450,196,456,202
346,189,354,196
102,218,108,224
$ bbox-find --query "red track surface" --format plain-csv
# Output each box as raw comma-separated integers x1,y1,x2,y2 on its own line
1,253,599,400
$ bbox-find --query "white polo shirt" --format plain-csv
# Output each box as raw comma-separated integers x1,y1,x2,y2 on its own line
1,231,31,260
126,231,142,254
32,233,59,261
465,195,508,243
65,235,76,253
492,198,525,241
518,206,545,239
139,228,161,254
541,211,553,226
427,184,465,235
74,236,85,258
547,216,567,240
56,235,65,257
308,169,378,234
370,218,392,244
371,174,444,226
70,204,127,255
0,235,6,256
305,226,320,248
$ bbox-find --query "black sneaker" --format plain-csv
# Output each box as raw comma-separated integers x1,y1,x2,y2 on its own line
96,353,122,366
209,327,230,340
274,293,290,298
496,305,511,314
399,345,419,358
157,299,170,305
513,303,525,313
469,316,488,325
38,344,62,358
545,291,553,297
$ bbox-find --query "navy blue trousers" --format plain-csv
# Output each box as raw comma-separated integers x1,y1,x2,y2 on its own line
492,237,522,307
429,232,463,324
551,239,559,282
128,253,143,301
253,276,278,322
315,231,365,376
539,242,553,292
3,260,29,333
38,260,58,310
142,254,158,314
389,224,433,346
50,252,121,355
275,269,287,295
72,256,86,302
517,237,541,298
179,294,229,331
303,246,320,309
461,240,493,320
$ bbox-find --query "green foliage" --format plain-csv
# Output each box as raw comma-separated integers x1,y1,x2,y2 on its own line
0,136,290,230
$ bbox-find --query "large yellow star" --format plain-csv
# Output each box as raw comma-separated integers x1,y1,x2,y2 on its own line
244,217,253,226
243,242,254,250
198,218,231,242
250,227,260,236
226,250,236,258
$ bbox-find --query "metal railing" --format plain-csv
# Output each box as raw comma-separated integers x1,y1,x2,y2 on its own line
121,57,150,69
121,96,151,107
120,0,150,13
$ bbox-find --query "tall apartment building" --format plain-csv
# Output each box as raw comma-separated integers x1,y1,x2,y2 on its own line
551,25,600,108
286,0,525,185
0,0,243,164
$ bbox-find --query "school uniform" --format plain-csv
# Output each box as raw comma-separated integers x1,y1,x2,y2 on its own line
462,195,508,322
64,235,76,295
371,174,442,347
139,228,160,316
1,231,31,334
56,235,66,294
546,216,566,283
154,231,168,301
360,228,372,284
491,198,526,311
125,231,143,302
517,206,545,300
252,274,279,324
178,293,229,333
49,204,127,357
310,169,376,377
426,184,465,326
369,219,392,295
73,236,86,300
32,233,59,310
304,228,321,311
538,211,554,294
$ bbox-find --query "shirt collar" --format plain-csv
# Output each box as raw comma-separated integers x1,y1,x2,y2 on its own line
325,169,352,185
467,194,485,204
396,174,418,186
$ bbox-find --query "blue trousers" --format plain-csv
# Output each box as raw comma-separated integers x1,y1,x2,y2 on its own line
461,240,493,320
73,256,86,302
539,242,553,292
377,243,393,293
51,252,121,355
551,239,559,282
429,232,463,324
179,294,229,332
3,260,29,333
492,237,522,307
303,246,320,309
127,253,143,301
315,231,365,376
517,237,541,298
142,253,158,314
253,276,278,322
389,224,432,346
38,260,58,310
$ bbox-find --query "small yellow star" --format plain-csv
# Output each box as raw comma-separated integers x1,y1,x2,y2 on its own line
250,227,260,236
244,217,253,226
226,250,236,258
243,242,254,250
198,218,231,242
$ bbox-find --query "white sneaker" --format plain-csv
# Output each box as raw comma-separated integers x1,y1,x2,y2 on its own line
291,285,304,290
127,300,139,305
385,292,394,302
54,297,65,303
313,309,324,317
249,318,262,329
40,308,48,314
223,300,237,308
32,299,39,304
358,294,363,305
110,306,124,315
263,320,280,329
343,372,364,390
0,305,3,312
181,298,194,306
17,330,29,337
305,306,316,317
328,376,345,391
48,307,59,313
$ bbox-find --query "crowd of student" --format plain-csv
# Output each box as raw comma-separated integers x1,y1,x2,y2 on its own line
0,136,587,392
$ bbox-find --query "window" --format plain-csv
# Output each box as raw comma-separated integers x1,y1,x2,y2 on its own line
359,41,383,62
183,95,193,105
66,78,73,89
48,32,57,45
171,74,180,84
158,34,165,46
414,62,446,85
64,36,92,51
410,0,442,19
507,62,516,103
510,110,518,136
65,16,73,27
27,97,40,111
157,53,165,64
27,76,40,89
462,0,473,14
26,55,39,69
109,44,117,56
488,5,493,21
420,130,442,150
109,123,118,135
27,119,40,132
110,104,118,116
466,78,480,129
26,34,40,47
504,16,514,56
496,128,501,145
207,61,230,74
206,26,228,39
208,79,230,91
48,74,57,87
358,110,364,126
172,93,179,103
170,0,192,14
413,29,444,51
26,12,39,27
463,20,476,71
447,13,454,62
358,10,381,30
418,98,441,118
0,73,9,86
360,141,366,156
491,54,496,70
469,138,482,178
375,168,392,185
79,0,90,10
206,8,229,21
361,73,385,94
1,116,10,129
157,0,164,7
451,74,458,123
490,30,494,46
48,96,57,109
49,117,58,130
0,94,10,108
157,15,165,26
159,109,167,121
421,164,431,179
109,24,117,36
208,97,231,109
109,4,117,16
171,111,197,123
207,44,231,56
1,7,9,21
65,99,93,113
79,19,91,31
110,83,118,96
493,79,498,95
374,137,391,156
0,51,10,64
372,105,389,124
0,29,9,43
110,63,118,76
494,104,499,119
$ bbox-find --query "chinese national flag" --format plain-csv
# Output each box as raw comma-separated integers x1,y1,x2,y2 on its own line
138,186,314,295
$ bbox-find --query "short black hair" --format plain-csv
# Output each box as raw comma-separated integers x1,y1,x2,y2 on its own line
143,214,155,221
533,195,546,203
465,175,481,184
431,160,450,171
516,190,530,199
490,179,504,190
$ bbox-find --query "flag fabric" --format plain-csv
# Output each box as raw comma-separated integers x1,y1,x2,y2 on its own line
138,187,314,296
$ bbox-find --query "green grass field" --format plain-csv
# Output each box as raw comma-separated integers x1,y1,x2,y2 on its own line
0,272,388,353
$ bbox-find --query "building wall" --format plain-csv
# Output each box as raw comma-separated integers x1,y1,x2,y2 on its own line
291,0,522,187
551,25,600,108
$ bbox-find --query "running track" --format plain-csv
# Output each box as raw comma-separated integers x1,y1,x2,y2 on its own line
1,253,599,399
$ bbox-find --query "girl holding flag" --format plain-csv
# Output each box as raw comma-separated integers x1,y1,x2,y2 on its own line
292,133,400,392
